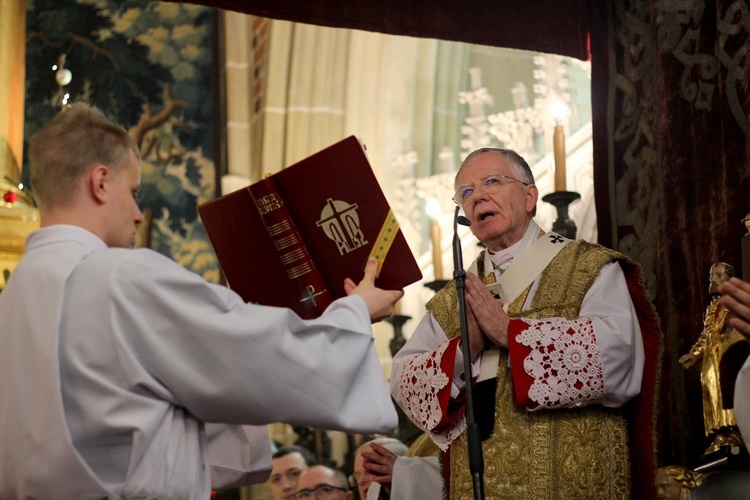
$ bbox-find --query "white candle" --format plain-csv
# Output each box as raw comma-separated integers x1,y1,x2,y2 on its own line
553,124,566,192
469,67,482,90
430,219,443,280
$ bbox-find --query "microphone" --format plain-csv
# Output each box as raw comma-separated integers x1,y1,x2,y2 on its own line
451,209,485,499
457,215,471,227
453,209,470,274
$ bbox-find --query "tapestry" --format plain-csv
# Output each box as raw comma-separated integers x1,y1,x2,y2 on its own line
24,0,220,282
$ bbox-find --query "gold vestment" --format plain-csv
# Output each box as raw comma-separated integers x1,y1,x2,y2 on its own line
427,241,640,499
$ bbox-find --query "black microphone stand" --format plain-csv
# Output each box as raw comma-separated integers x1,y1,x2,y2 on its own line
453,206,485,500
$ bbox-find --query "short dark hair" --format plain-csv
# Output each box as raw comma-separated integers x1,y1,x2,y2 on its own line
272,445,316,467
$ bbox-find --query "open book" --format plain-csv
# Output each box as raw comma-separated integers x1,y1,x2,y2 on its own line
198,136,422,319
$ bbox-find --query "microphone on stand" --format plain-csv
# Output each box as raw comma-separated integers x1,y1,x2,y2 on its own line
452,206,485,500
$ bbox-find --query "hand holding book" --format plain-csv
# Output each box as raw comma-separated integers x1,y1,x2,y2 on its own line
346,257,404,323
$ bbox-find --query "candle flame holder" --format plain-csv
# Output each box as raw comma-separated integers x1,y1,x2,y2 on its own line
424,279,450,294
542,190,580,240
385,314,412,357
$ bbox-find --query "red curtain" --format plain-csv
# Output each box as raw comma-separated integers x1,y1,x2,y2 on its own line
179,0,590,59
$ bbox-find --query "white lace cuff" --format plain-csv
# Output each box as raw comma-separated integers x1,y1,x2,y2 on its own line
517,317,605,410
429,415,466,452
398,340,463,451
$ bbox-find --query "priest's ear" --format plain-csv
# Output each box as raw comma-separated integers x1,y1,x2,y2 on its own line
524,183,539,215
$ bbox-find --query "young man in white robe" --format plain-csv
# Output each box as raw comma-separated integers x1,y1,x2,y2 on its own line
0,103,402,499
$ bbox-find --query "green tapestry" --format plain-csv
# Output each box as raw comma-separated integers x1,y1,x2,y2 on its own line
24,0,219,282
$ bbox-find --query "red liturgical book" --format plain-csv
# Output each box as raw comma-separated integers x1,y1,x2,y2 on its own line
198,136,423,319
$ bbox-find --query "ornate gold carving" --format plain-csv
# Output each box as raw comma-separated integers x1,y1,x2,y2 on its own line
0,198,39,289
655,465,704,500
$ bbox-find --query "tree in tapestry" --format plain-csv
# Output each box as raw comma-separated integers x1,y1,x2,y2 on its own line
24,0,220,283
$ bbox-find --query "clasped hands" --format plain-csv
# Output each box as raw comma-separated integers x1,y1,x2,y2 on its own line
464,271,510,361
360,442,399,494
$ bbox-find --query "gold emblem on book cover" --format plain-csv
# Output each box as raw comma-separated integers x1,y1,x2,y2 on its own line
317,198,368,255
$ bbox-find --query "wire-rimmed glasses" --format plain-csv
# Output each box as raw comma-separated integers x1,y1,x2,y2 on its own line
452,173,530,206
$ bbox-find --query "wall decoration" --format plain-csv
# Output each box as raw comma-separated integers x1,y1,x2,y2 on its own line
24,0,219,281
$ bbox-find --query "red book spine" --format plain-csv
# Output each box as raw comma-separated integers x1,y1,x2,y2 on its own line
248,178,334,319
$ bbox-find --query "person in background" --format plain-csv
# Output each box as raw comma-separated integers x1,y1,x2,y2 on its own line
390,148,661,498
270,445,316,500
359,434,441,500
719,277,750,450
0,103,401,499
351,437,407,499
295,465,353,500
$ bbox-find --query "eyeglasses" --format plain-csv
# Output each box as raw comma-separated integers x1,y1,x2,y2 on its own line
452,174,530,205
294,484,348,499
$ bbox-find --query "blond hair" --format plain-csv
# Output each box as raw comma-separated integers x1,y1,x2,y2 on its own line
28,103,139,208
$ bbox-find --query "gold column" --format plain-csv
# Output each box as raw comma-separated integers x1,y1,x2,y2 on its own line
0,0,26,181
0,0,38,291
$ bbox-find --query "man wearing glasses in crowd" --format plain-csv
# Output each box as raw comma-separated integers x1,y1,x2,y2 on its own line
390,148,661,498
294,465,352,500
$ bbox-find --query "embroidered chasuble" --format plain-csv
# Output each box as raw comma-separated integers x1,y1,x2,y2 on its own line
424,241,658,499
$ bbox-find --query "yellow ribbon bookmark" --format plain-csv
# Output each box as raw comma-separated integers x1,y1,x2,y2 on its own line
368,209,400,277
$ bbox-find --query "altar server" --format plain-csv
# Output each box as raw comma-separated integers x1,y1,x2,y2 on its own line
0,103,401,499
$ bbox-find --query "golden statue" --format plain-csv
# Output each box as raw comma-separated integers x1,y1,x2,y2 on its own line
679,262,746,454
655,465,705,500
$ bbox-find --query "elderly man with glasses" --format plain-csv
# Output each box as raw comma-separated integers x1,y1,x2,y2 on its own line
294,465,352,500
390,148,661,499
